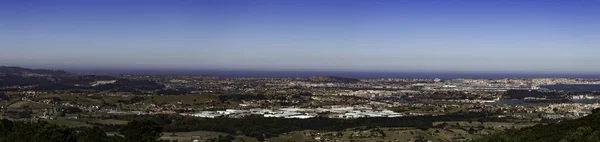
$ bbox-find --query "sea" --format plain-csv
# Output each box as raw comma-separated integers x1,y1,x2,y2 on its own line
67,69,600,80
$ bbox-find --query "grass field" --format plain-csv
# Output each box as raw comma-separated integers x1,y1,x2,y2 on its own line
8,101,52,109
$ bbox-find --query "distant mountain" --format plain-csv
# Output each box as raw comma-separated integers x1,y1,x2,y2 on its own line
309,76,360,83
0,66,69,76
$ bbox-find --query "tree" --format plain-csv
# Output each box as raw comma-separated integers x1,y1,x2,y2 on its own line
9,121,43,142
0,93,9,101
119,119,163,142
414,135,427,142
584,130,600,142
0,119,14,141
32,124,77,142
78,127,109,142
560,126,592,142
208,135,235,142
468,127,477,134
0,119,14,137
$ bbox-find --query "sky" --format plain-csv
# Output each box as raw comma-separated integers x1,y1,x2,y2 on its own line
1,0,599,73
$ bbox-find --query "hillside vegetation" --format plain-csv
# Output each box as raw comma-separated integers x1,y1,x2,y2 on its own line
476,109,600,142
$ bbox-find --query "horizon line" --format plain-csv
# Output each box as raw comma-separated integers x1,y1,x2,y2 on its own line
4,65,600,75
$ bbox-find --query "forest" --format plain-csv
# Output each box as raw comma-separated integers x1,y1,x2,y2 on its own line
97,112,496,140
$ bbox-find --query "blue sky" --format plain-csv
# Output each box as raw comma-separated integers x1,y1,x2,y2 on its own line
1,0,599,73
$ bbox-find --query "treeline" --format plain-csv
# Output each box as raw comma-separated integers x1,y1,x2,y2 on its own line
505,90,563,99
216,92,312,102
0,119,166,142
104,112,494,140
476,109,600,142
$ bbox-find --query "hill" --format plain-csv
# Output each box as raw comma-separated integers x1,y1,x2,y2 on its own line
0,66,71,88
309,76,360,83
0,66,69,76
476,109,600,142
0,66,164,94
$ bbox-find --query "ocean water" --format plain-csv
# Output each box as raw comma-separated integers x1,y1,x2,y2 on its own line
68,69,600,79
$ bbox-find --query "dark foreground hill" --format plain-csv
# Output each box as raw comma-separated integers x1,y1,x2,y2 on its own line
476,109,600,142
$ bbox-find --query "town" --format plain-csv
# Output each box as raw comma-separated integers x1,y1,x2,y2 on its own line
3,67,600,141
